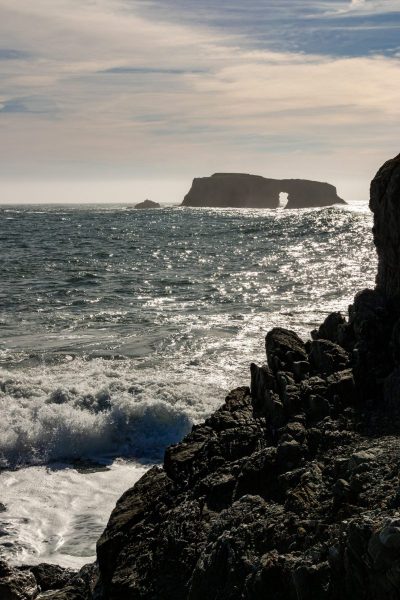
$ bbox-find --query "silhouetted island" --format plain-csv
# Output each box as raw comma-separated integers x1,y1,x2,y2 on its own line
182,173,345,209
134,199,160,209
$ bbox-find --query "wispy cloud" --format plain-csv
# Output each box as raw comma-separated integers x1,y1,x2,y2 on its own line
100,66,207,75
0,0,399,200
0,48,29,60
0,96,57,114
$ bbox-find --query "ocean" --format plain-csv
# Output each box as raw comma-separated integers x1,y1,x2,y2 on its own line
0,202,375,568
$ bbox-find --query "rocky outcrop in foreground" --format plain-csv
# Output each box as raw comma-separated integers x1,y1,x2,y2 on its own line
134,199,161,209
3,155,400,599
182,173,345,209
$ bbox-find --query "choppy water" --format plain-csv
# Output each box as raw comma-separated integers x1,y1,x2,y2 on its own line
0,202,375,566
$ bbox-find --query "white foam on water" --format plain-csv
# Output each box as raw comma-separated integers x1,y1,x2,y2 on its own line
0,354,224,468
0,460,148,569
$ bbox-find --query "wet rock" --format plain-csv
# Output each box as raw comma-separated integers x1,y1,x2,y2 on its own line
37,586,86,599
29,564,76,592
37,588,83,599
165,387,263,486
0,561,38,600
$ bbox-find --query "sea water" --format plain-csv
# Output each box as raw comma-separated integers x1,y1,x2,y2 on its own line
0,202,375,567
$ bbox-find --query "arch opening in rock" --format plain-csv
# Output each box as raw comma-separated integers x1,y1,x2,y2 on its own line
279,192,289,208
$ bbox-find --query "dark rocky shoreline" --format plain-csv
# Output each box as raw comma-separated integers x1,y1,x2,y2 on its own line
3,154,400,599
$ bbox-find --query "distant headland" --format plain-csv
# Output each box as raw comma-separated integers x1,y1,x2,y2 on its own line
181,173,345,209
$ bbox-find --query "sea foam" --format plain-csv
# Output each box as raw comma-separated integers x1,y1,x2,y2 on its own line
0,355,221,467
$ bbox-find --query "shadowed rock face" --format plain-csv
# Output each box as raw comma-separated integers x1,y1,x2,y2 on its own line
181,173,345,209
370,154,400,299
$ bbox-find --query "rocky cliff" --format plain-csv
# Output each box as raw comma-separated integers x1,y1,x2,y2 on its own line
4,155,400,600
181,173,345,209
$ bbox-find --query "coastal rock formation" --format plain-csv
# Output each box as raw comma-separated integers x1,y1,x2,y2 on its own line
4,155,400,599
370,153,400,299
181,174,345,209
134,199,160,209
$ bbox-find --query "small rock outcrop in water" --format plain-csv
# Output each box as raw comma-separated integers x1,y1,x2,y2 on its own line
5,155,400,599
134,199,160,209
181,173,345,209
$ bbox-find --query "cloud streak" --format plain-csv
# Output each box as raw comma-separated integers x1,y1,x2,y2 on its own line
0,0,399,200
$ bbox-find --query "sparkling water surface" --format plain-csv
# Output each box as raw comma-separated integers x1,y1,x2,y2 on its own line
0,202,375,566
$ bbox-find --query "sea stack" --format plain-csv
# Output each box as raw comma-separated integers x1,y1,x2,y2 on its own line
134,199,161,209
181,173,345,209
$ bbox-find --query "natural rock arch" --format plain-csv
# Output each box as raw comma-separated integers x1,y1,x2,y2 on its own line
181,173,345,209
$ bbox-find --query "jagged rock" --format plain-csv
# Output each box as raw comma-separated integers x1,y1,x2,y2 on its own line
181,174,345,209
370,153,400,299
37,587,86,600
308,394,331,421
27,564,75,592
164,388,263,485
134,199,161,209
292,361,310,381
250,363,277,414
326,369,355,407
309,340,349,376
311,312,348,346
277,439,305,469
349,289,395,402
0,561,38,600
266,328,308,374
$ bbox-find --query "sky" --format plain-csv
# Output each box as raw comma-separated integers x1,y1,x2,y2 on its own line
1,0,400,203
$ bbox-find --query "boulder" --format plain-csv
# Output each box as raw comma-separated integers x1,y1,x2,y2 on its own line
266,328,308,374
28,564,75,592
0,561,37,600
